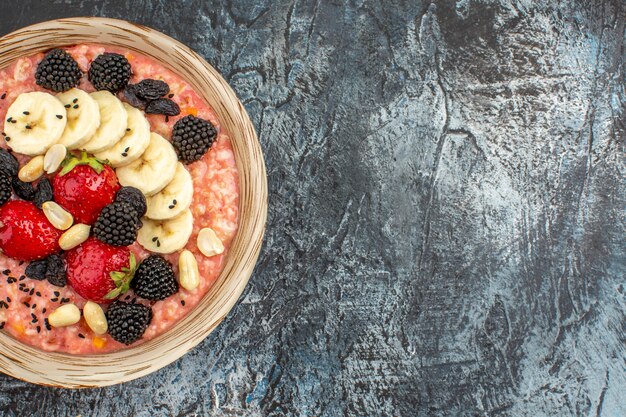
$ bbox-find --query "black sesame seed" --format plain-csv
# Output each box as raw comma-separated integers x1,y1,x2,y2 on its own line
36,326,41,333
124,147,130,152
181,300,185,306
19,276,25,281
23,111,29,115
50,298,58,302
165,116,169,122
168,93,174,98
126,128,131,132
152,236,158,242
23,301,30,307
2,269,10,275
6,117,12,122
56,115,63,119
121,152,128,157
53,291,60,297
25,125,32,130
36,291,41,297
31,304,37,309
168,204,175,209
60,297,70,304
0,93,5,100
29,288,34,295
0,322,5,330
78,333,85,339
5,297,10,303
73,104,79,109
64,104,71,108
44,318,51,330
4,137,10,142
42,308,46,314
72,98,78,103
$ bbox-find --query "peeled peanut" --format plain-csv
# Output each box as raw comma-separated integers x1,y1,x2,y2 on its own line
43,144,67,174
48,304,81,328
59,223,91,250
178,249,200,291
18,155,44,182
83,301,107,335
197,228,224,257
42,201,74,230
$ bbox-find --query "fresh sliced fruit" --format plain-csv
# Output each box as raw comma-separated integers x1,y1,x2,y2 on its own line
145,163,193,220
52,152,120,225
94,103,150,167
65,238,137,303
4,92,67,156
116,132,177,196
55,88,101,149
137,209,193,254
81,91,128,153
0,200,62,261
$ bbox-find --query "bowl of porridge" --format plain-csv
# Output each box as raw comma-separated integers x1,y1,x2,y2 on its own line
0,17,267,387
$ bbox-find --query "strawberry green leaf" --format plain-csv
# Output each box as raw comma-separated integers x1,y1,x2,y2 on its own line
104,253,138,300
59,150,109,176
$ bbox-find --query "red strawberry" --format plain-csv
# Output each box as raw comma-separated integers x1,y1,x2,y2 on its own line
65,238,137,303
0,200,62,261
52,152,120,225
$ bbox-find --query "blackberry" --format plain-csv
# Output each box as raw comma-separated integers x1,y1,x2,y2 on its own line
115,186,147,217
0,149,18,177
88,53,132,92
106,301,152,345
45,254,66,287
25,259,48,281
145,98,180,116
93,202,141,246
12,178,35,201
0,173,11,206
171,115,217,164
131,255,178,301
33,178,53,209
35,49,83,92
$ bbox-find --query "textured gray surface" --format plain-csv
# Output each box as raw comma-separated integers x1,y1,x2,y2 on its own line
0,0,624,416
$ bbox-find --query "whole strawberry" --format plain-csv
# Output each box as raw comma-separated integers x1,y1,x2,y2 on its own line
0,200,62,261
65,238,137,303
53,151,120,225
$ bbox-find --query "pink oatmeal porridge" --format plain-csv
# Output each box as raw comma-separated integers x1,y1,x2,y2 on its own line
0,44,239,353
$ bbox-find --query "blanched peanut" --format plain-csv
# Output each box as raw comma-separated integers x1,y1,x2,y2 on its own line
43,144,67,174
197,228,224,257
42,201,74,230
83,301,107,335
178,249,200,291
18,155,44,182
48,304,81,327
59,223,90,250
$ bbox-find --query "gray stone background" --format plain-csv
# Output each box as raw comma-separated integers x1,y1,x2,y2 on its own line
0,0,624,416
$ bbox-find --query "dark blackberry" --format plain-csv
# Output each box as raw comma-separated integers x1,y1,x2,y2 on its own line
12,178,35,201
0,149,18,177
33,178,53,209
171,115,217,164
134,79,170,100
145,98,180,116
25,259,48,281
106,301,152,345
35,49,83,92
131,255,178,301
93,202,141,246
45,254,66,287
115,186,147,217
0,173,11,206
88,53,132,92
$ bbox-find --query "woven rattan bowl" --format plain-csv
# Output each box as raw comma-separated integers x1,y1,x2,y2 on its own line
0,17,267,387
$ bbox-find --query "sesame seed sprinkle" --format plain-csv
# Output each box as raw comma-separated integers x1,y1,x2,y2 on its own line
64,104,71,108
56,115,63,119
78,333,85,339
72,98,78,103
73,104,79,109
23,111,29,115
0,93,5,100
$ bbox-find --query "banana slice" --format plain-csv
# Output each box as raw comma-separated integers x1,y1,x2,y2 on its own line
95,103,150,167
55,88,101,150
137,209,193,254
115,132,177,196
3,92,66,156
81,91,127,153
145,163,194,220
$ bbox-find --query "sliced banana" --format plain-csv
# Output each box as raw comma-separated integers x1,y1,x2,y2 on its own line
145,163,194,220
3,92,66,156
116,132,177,196
137,209,193,254
94,103,150,167
81,91,127,153
55,88,101,150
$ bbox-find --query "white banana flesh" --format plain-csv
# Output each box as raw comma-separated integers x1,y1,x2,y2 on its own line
145,162,194,220
3,92,67,156
94,103,151,167
55,88,101,150
137,209,194,254
81,91,127,153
